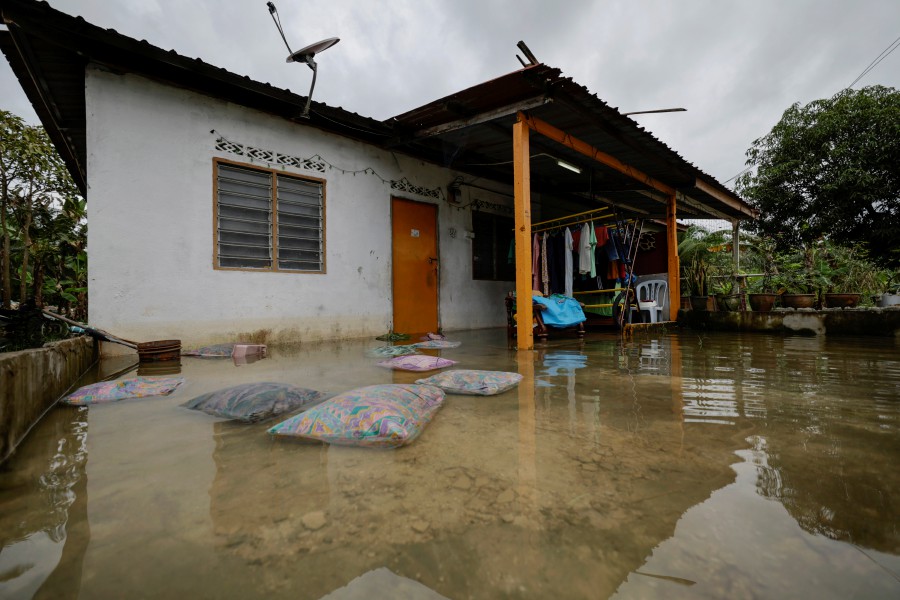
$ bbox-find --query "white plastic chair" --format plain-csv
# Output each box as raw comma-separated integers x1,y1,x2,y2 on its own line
628,279,668,323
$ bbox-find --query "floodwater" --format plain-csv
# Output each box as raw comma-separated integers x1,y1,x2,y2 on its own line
1,329,899,599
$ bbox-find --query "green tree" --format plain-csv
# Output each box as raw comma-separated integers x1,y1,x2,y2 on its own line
0,109,85,315
737,85,900,268
0,110,29,308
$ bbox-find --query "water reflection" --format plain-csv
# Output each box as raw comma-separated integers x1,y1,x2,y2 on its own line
614,336,672,377
754,427,899,553
614,439,900,599
0,406,89,599
0,330,897,598
674,332,900,557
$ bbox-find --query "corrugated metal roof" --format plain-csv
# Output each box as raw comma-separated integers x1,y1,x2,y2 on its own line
0,0,392,195
387,64,754,221
1,0,754,221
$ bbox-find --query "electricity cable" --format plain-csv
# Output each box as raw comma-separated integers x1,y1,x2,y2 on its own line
848,34,900,89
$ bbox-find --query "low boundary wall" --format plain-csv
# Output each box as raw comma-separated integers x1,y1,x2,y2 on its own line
678,307,900,337
0,336,97,463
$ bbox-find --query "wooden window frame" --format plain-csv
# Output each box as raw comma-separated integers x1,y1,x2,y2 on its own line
213,157,327,274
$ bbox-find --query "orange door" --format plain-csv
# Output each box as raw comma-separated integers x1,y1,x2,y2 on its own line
391,197,438,334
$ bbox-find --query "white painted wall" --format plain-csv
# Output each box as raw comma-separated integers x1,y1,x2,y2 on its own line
85,66,520,348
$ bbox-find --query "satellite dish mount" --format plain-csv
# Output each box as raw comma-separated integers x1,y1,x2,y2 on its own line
267,2,340,119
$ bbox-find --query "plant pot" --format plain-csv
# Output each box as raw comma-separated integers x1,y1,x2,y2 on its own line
690,295,709,312
781,293,817,309
880,293,900,308
823,293,860,308
748,293,778,312
717,294,742,312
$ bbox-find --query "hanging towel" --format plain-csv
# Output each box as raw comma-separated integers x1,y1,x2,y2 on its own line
564,227,574,297
578,222,592,274
532,233,540,291
541,232,550,296
588,224,598,278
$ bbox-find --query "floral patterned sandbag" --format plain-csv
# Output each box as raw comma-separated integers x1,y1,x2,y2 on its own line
63,377,185,405
376,355,457,372
268,384,444,448
415,370,523,396
366,344,421,358
412,340,462,349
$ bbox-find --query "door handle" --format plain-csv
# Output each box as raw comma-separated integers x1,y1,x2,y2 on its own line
427,257,439,264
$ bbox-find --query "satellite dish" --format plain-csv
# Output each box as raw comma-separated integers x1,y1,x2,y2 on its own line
267,2,340,119
287,37,340,64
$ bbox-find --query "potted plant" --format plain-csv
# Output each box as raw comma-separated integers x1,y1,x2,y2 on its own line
746,237,779,311
679,226,728,312
816,242,879,308
748,279,778,311
683,255,710,311
880,286,900,307
776,247,819,309
876,268,900,307
714,276,742,311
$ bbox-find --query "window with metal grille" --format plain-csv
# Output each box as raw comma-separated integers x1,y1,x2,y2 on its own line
215,160,325,272
472,211,515,281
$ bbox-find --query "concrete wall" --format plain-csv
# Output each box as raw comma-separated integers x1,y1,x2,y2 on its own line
0,336,97,463
85,66,531,350
678,307,900,337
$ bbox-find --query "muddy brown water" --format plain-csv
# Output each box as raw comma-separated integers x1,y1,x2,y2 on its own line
1,329,898,599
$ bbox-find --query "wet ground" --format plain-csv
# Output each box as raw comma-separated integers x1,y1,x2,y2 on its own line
1,328,898,599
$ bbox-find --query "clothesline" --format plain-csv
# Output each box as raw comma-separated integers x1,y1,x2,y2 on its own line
532,216,634,234
530,207,612,229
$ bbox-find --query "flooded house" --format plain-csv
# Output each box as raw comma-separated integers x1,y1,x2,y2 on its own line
1,0,754,352
2,3,899,599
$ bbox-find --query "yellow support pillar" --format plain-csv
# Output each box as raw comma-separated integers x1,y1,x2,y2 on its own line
513,117,533,350
667,192,680,320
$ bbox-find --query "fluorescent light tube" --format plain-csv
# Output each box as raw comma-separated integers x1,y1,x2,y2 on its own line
556,159,581,174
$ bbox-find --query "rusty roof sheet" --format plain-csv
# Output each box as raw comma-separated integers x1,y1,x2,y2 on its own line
387,64,753,221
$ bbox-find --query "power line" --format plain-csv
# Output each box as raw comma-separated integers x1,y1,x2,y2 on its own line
848,34,900,89
723,165,752,184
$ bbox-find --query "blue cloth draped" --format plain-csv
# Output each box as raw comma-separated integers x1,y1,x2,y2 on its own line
532,295,587,328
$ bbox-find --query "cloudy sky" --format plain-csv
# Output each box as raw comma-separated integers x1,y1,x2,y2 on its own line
2,0,899,186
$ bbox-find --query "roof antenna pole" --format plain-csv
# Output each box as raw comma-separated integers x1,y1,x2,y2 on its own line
516,41,540,66
267,2,293,55
301,57,318,119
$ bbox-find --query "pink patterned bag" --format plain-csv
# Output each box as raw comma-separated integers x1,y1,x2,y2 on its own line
376,355,456,372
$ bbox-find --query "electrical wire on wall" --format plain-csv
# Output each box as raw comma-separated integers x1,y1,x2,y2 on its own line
210,129,445,201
